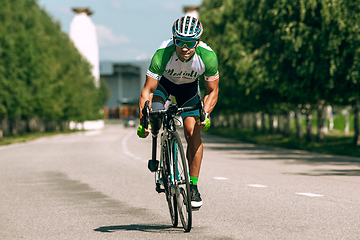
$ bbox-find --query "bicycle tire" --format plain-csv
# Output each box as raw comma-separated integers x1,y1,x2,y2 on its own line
171,132,192,232
161,140,178,227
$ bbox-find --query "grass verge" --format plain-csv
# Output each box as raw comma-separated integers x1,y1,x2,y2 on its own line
208,127,360,158
0,130,80,147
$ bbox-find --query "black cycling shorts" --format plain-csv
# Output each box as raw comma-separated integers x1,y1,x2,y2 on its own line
154,76,200,119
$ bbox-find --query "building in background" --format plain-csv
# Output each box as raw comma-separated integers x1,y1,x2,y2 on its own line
69,8,100,87
100,61,144,119
100,62,141,107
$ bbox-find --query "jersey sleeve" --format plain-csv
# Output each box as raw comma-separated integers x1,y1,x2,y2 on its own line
147,39,175,80
204,53,219,82
197,42,219,82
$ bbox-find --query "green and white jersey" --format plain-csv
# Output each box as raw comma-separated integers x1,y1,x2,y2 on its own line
147,38,219,85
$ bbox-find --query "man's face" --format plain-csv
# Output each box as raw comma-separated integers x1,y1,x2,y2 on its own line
174,39,199,61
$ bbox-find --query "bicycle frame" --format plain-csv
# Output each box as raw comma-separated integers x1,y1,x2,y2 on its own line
156,109,181,195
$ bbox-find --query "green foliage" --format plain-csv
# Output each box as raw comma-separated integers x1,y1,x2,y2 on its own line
0,0,108,123
199,0,360,114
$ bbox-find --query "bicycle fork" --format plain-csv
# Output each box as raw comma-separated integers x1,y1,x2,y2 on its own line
156,133,168,193
155,133,176,195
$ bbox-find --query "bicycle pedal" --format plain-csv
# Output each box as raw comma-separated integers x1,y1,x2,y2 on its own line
156,187,165,193
155,183,165,193
148,159,159,172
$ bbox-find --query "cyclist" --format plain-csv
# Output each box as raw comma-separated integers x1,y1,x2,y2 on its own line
137,15,219,209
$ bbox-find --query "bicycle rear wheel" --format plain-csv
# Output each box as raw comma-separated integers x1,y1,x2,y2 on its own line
171,132,192,232
161,140,178,227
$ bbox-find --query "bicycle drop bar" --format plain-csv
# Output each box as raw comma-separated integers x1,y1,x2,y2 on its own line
142,95,205,129
150,104,200,116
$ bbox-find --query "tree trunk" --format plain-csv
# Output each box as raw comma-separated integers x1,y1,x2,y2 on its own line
305,105,313,142
10,116,21,136
28,116,40,132
60,121,70,131
1,115,10,137
277,115,283,134
231,114,237,128
269,114,275,134
232,114,237,128
353,98,360,146
261,113,266,133
46,120,57,131
245,114,251,128
0,118,3,139
238,113,244,128
327,105,333,132
284,112,291,137
218,115,224,127
344,106,350,135
294,108,303,139
317,100,326,143
215,116,221,127
253,113,258,132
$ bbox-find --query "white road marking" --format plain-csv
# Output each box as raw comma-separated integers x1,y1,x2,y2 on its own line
247,184,268,188
212,177,229,180
296,192,324,197
122,131,143,160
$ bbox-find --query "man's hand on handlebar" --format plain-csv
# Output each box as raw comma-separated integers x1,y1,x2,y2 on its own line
137,100,151,138
137,123,151,138
197,116,210,131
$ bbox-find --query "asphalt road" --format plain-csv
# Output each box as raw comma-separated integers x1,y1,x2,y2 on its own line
1,123,360,239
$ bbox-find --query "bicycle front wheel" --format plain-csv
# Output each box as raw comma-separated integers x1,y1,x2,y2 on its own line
161,140,178,227
171,132,192,232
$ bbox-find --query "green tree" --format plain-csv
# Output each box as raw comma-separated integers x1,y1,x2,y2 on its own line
200,0,360,144
0,0,108,135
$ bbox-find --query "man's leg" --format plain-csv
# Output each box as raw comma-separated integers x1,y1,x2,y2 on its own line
183,116,203,208
183,116,203,177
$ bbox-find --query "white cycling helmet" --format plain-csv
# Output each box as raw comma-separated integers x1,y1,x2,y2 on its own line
172,15,203,41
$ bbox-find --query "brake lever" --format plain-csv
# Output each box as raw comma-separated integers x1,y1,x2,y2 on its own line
198,95,206,122
142,100,150,129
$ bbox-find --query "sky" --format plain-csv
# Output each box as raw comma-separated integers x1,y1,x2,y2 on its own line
37,0,203,63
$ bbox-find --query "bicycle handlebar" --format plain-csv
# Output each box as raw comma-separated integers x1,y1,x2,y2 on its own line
142,95,205,129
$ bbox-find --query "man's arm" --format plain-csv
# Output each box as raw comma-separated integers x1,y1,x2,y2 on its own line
203,78,219,115
139,75,159,123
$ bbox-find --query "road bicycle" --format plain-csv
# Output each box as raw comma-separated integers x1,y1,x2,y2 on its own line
142,96,205,232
